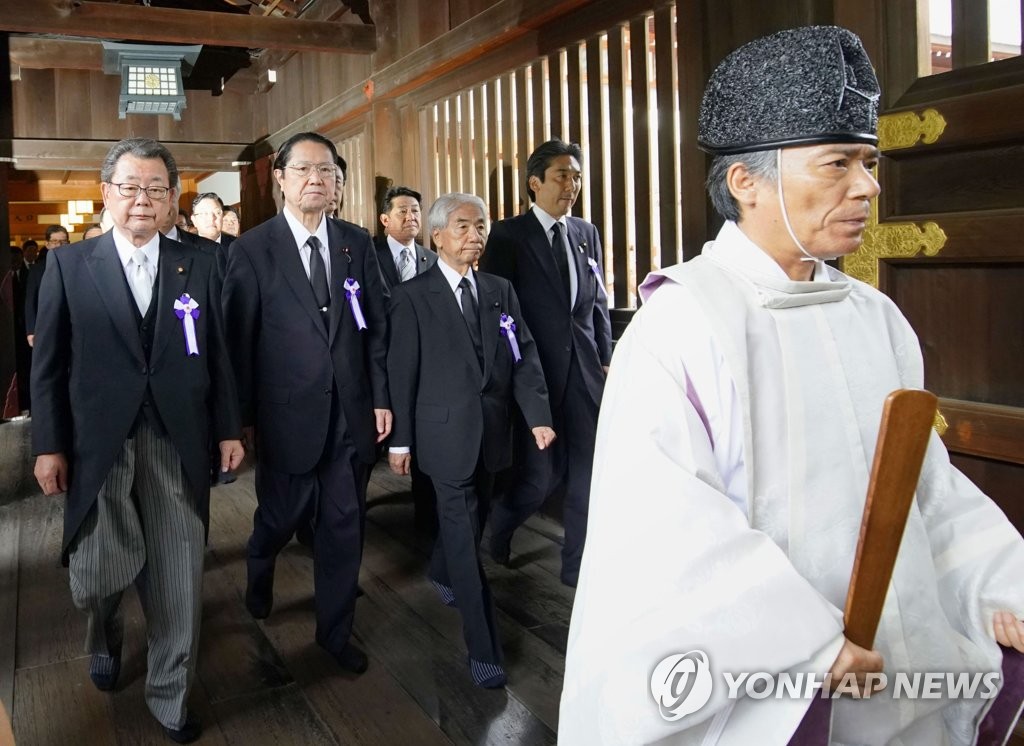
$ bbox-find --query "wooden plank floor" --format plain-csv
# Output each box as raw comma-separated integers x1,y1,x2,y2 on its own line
3,463,573,745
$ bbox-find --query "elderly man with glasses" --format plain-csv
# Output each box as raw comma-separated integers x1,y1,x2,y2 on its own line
30,137,243,743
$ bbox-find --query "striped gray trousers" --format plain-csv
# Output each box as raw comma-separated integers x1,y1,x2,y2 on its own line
68,419,204,731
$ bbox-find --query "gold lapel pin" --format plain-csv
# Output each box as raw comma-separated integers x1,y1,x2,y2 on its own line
176,266,185,274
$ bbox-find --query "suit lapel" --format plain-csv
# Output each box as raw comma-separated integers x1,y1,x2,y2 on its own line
565,219,591,313
377,240,400,289
84,233,145,363
151,236,191,366
274,214,328,341
477,273,501,384
327,220,351,345
424,266,481,380
414,242,434,275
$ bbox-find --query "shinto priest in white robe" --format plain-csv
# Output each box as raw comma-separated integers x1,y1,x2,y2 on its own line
558,220,1024,745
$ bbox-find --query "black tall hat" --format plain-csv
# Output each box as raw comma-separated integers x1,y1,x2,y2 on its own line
698,26,880,155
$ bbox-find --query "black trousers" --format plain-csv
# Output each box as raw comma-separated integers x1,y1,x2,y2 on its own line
429,459,501,664
248,391,366,654
489,355,599,584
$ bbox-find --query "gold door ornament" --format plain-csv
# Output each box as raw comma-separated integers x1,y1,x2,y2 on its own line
840,108,949,288
877,108,947,151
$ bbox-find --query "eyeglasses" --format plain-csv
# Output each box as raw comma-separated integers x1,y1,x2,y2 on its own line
283,163,337,179
47,238,70,246
108,182,171,200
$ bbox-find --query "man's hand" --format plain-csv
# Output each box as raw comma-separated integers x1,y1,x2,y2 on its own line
389,451,411,476
218,439,245,474
532,426,556,450
994,610,1024,652
26,334,34,348
34,453,68,495
602,365,610,375
828,638,884,696
375,409,393,443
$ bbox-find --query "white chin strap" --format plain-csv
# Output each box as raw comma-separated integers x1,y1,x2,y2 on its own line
776,149,823,263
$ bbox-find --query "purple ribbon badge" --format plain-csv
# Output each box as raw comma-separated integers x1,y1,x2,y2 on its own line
343,277,368,330
587,257,608,297
173,293,200,356
499,313,522,363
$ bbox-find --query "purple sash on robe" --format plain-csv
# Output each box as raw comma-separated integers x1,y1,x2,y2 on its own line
788,647,1024,746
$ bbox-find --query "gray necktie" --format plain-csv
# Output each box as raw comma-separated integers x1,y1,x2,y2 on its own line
399,247,416,282
128,248,153,314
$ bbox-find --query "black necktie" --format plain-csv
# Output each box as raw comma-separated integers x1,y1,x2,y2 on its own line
307,236,330,316
458,277,483,369
551,222,571,304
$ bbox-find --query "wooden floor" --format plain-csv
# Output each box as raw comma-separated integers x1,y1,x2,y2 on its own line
0,463,575,745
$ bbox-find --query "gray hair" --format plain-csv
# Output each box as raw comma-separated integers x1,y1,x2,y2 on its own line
706,148,778,222
99,138,179,190
427,192,487,234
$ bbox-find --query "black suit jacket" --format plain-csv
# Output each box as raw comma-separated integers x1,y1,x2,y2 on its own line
170,228,220,260
30,232,241,557
213,232,235,278
388,265,551,481
373,235,437,297
23,251,48,335
222,212,388,472
480,211,613,408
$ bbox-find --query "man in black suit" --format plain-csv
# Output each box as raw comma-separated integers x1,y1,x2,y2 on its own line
387,192,553,688
31,137,243,743
190,192,236,277
24,225,69,348
373,186,437,295
479,139,613,587
222,131,391,675
374,186,438,530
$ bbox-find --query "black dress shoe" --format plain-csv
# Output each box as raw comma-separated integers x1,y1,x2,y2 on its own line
164,712,202,744
89,650,121,691
245,567,274,620
332,643,368,674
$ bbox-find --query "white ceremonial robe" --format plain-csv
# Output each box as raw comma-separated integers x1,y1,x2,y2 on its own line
558,221,1024,746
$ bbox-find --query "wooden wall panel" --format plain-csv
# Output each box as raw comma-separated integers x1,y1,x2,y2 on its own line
499,73,515,217
13,69,56,139
584,39,605,253
548,51,564,140
530,60,545,147
485,81,500,220
606,25,628,308
472,87,487,203
653,4,678,268
13,68,256,144
629,14,652,287
951,453,1024,536
889,146,1024,216
886,261,1024,409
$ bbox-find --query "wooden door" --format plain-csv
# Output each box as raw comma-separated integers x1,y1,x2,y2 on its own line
841,1,1024,538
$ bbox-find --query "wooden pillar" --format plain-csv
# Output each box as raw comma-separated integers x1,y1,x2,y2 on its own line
238,152,280,231
0,33,16,414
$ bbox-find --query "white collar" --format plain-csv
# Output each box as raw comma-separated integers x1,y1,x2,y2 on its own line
112,228,160,270
281,205,329,251
531,204,568,236
437,258,475,294
387,234,416,260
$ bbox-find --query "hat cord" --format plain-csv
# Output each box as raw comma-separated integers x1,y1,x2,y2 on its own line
776,149,833,264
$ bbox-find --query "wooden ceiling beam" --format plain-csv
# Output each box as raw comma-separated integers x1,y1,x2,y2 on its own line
0,0,376,54
12,139,251,172
10,38,105,71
